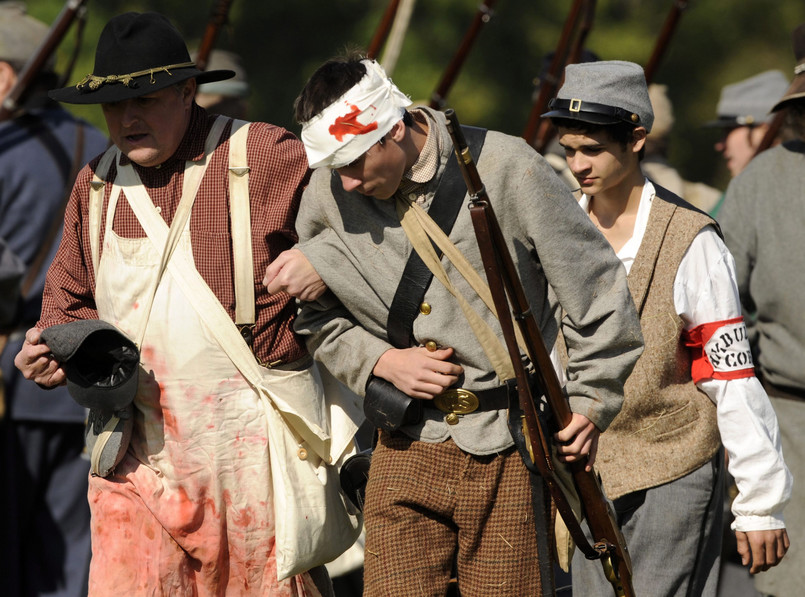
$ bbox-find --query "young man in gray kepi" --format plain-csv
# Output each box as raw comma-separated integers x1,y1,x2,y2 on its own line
544,59,791,596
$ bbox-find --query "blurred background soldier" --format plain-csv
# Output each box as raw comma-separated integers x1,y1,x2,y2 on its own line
707,70,791,179
704,70,790,215
643,83,722,214
719,23,805,597
192,48,250,120
0,2,109,596
0,237,24,331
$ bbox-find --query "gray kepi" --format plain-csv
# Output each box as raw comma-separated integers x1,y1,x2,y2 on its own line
542,60,655,133
705,70,789,128
41,320,140,477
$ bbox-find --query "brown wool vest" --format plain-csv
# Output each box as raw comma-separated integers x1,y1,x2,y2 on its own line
595,189,722,500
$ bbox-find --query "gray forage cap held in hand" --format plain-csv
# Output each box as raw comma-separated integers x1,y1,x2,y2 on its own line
40,319,140,411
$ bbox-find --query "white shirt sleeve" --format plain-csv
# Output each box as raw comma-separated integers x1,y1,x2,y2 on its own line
674,227,792,532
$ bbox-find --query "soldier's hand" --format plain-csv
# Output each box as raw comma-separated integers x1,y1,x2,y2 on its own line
14,327,66,388
263,248,327,301
554,412,600,471
736,528,790,574
373,346,463,400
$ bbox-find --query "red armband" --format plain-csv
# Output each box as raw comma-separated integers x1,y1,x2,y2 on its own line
682,317,756,384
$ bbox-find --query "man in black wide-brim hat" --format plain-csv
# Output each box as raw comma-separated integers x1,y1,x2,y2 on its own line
15,11,359,596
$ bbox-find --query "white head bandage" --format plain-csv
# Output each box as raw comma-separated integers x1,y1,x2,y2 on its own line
301,59,412,169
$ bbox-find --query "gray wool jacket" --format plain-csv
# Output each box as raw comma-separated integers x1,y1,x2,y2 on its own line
719,140,805,391
294,108,643,455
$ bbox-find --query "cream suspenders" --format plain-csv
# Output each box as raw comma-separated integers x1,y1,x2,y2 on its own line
87,117,253,341
227,120,255,345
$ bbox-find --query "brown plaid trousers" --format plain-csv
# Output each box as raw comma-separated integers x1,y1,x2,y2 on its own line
362,431,548,596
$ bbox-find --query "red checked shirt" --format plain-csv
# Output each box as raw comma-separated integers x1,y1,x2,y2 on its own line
39,104,311,367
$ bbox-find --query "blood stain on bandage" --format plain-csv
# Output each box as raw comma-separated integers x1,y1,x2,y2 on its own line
329,104,378,140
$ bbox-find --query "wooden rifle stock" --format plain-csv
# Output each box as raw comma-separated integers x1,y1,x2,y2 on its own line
428,0,498,110
0,0,89,122
643,0,689,84
523,0,596,152
367,0,401,60
445,108,635,597
195,0,236,72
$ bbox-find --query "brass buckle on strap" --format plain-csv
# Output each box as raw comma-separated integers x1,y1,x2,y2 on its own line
433,389,480,415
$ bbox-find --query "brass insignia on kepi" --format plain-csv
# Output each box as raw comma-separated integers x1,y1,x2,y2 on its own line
433,389,479,415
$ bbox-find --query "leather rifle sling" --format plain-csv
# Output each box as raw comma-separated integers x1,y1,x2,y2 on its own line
386,125,486,348
363,127,486,433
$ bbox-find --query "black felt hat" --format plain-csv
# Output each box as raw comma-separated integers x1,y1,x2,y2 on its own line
40,320,140,411
48,12,234,105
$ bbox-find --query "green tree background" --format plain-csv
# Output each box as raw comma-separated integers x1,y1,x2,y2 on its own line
28,0,805,191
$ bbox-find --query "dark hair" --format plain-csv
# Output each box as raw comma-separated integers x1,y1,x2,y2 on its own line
550,117,646,161
784,102,805,141
550,117,633,146
294,51,367,124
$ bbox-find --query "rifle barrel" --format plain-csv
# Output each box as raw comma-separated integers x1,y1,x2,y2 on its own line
643,0,689,84
195,0,236,72
522,0,595,149
367,0,401,60
429,0,497,110
532,0,597,154
0,0,88,121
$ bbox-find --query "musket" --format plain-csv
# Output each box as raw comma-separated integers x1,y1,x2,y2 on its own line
445,108,635,597
522,0,596,151
0,0,89,122
643,0,689,84
566,0,596,66
428,0,498,110
529,0,597,154
195,0,236,72
367,0,401,60
56,1,88,90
